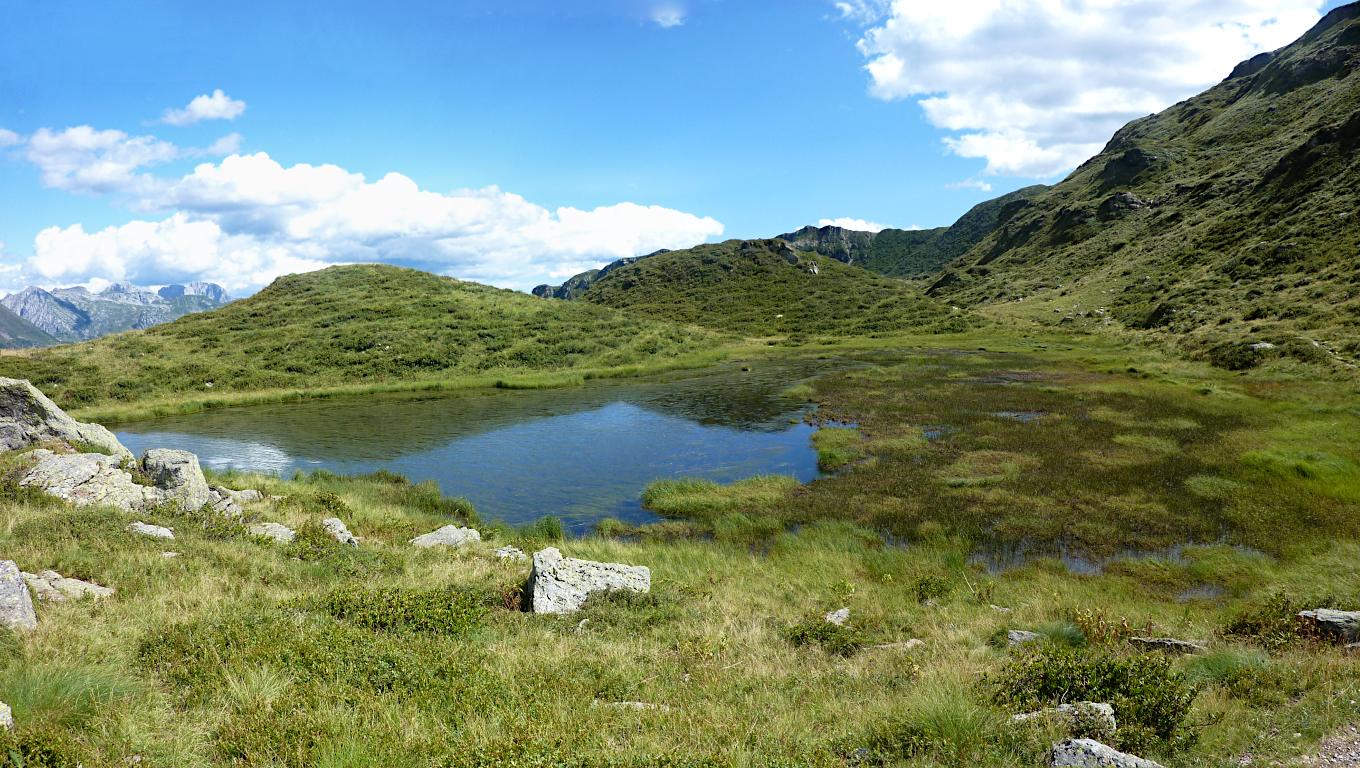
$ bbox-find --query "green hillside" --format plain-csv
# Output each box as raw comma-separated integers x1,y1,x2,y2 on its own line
2,264,718,413
0,304,57,348
928,5,1360,369
577,238,966,337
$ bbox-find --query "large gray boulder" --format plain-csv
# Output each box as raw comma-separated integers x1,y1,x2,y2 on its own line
20,450,156,510
21,570,114,602
410,525,481,549
525,547,650,614
0,560,37,632
1299,609,1360,642
1051,739,1163,768
322,517,359,546
0,378,130,459
142,449,211,512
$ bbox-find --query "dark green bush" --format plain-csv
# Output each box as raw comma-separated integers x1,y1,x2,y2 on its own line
0,726,83,768
1207,342,1264,371
307,583,495,636
991,647,1198,753
785,619,867,657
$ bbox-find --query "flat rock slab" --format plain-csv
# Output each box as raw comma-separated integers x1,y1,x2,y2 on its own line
0,561,37,632
410,525,481,549
1129,637,1207,654
248,522,296,544
495,546,528,562
0,377,130,459
128,521,174,540
1299,609,1360,642
1009,629,1043,647
1013,703,1116,733
21,450,158,510
21,570,114,602
323,517,359,546
1052,739,1163,768
525,547,650,614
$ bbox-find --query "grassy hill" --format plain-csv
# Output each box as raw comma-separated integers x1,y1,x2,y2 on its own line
576,238,966,338
926,4,1360,370
2,264,720,416
0,304,57,349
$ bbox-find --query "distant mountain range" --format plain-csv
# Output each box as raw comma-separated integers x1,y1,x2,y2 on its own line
0,281,231,346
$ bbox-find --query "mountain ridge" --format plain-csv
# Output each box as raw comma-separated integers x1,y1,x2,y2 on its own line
1,281,232,345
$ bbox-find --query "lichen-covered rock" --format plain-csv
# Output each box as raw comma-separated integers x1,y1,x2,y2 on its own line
1013,703,1116,733
1129,637,1206,654
205,487,244,517
0,378,130,459
128,521,174,540
825,607,850,626
21,570,114,602
1009,629,1043,647
20,450,157,510
141,449,211,512
248,522,296,544
525,547,650,614
1299,609,1360,642
322,517,359,546
1051,739,1163,768
0,561,37,633
495,546,528,562
409,525,481,549
225,488,263,504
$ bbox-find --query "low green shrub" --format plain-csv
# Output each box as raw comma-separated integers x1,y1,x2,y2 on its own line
307,583,496,635
785,618,867,657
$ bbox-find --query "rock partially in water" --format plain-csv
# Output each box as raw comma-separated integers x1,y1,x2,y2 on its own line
1051,739,1163,768
525,547,650,614
1008,629,1043,648
1299,608,1360,642
495,546,528,562
409,525,481,549
21,569,114,602
1129,636,1206,655
142,449,211,512
128,521,174,540
0,561,38,633
248,522,296,544
1013,702,1116,733
322,517,359,546
0,377,130,459
825,607,850,626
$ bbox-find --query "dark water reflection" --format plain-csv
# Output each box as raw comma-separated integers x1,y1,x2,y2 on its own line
116,358,858,531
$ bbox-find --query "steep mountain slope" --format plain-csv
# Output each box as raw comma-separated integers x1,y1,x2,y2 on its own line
1,281,232,343
778,185,1047,278
575,238,965,337
0,304,57,348
929,4,1360,367
531,253,658,299
2,265,716,409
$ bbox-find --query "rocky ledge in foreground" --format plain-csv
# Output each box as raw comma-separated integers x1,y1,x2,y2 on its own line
525,547,650,614
0,377,129,459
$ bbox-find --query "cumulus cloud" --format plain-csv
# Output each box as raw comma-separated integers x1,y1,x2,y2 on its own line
161,89,247,126
818,217,888,232
651,3,686,27
16,144,724,294
25,126,177,195
833,0,887,24
852,1,1325,177
0,129,20,148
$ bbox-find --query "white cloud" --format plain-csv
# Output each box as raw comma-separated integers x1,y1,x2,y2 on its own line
945,178,993,193
853,1,1325,177
651,3,686,27
17,146,724,294
201,133,243,156
818,217,888,233
161,89,247,126
833,0,887,24
0,129,20,148
25,126,177,194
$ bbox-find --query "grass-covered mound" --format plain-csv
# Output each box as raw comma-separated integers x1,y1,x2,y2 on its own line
578,239,965,338
925,6,1360,367
2,264,720,417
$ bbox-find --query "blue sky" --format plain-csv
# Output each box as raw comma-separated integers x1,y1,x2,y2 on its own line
0,0,1345,294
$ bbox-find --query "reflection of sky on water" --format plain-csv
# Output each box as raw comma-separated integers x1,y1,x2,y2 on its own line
117,359,850,531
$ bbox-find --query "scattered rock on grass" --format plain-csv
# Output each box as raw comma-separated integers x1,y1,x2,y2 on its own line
0,700,10,730
869,639,924,652
825,607,850,626
248,522,296,544
322,517,359,546
1129,637,1207,654
21,570,114,602
1299,609,1360,643
592,699,671,712
1013,702,1116,733
1051,739,1163,768
1008,629,1042,647
409,525,481,549
495,546,528,562
128,521,174,540
0,561,37,632
525,547,650,614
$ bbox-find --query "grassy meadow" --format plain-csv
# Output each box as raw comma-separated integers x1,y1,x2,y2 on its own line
1,330,1358,766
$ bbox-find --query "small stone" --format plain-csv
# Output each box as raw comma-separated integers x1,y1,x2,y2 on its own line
322,517,359,546
409,525,481,549
591,700,671,712
991,604,1014,613
248,522,296,544
495,546,528,561
1008,629,1042,647
1012,702,1116,733
1129,636,1207,654
1051,738,1164,768
524,547,650,614
128,521,174,540
160,551,178,558
869,639,925,652
825,607,850,626
0,561,37,632
0,701,11,730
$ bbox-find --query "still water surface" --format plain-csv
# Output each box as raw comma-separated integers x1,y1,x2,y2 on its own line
115,359,854,531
